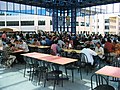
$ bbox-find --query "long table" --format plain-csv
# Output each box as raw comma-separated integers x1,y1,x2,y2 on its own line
95,66,120,89
0,46,24,53
63,48,101,55
63,49,81,54
95,66,120,78
21,52,77,65
28,44,50,49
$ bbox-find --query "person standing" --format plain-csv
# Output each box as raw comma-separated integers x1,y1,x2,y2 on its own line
1,31,7,42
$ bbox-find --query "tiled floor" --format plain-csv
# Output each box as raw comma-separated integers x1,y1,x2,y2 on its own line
0,64,118,90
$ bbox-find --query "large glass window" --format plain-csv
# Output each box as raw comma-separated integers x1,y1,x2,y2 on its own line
86,23,89,27
81,22,85,26
0,21,5,26
105,25,109,29
105,19,109,23
38,20,45,25
76,22,79,26
0,11,5,15
50,20,52,25
7,21,19,26
21,21,34,26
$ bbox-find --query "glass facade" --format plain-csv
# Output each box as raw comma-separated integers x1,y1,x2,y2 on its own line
7,21,19,26
0,21,5,26
81,22,85,26
21,21,34,26
105,25,109,29
38,20,45,25
105,19,109,23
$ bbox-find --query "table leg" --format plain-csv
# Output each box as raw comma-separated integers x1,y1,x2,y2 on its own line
107,76,109,84
118,82,120,90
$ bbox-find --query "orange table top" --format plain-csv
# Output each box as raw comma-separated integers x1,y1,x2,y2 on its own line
21,52,77,65
95,66,120,78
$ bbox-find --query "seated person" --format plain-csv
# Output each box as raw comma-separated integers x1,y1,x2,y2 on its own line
14,39,20,49
32,38,41,46
10,37,15,44
104,38,114,53
2,42,16,68
80,44,97,66
19,40,29,52
51,40,62,56
28,37,34,44
41,37,46,45
113,40,120,56
95,42,104,59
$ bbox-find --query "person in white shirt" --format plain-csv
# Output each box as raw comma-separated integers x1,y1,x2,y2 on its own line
19,40,29,52
95,42,104,59
80,44,97,65
14,40,21,48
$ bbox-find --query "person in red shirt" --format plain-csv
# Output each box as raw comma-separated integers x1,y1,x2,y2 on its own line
2,31,7,41
104,38,114,53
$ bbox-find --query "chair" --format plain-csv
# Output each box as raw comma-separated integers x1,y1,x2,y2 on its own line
104,48,114,64
44,63,64,90
65,52,82,82
36,61,48,85
91,74,115,90
110,56,120,88
23,56,37,81
79,53,92,75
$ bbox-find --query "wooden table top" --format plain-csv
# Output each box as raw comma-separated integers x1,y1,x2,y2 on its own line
63,49,81,53
21,52,77,65
28,44,50,49
37,46,50,49
95,66,120,78
63,48,100,55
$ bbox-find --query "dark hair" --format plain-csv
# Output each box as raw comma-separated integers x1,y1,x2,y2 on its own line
34,38,37,41
96,42,101,46
6,42,13,47
54,40,58,44
3,31,6,33
113,40,117,44
19,40,23,42
107,38,111,43
14,39,19,42
6,42,11,45
85,44,90,48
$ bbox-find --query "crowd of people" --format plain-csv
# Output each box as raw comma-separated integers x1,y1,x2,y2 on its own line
0,31,120,68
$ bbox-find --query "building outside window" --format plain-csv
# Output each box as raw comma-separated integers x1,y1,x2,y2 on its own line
7,21,19,26
76,22,79,26
38,20,45,25
21,21,34,26
105,25,109,29
81,22,85,26
97,26,99,29
86,23,89,27
97,19,99,22
50,20,52,25
0,21,5,26
105,19,109,23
